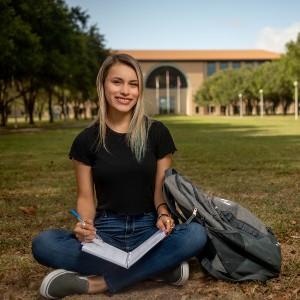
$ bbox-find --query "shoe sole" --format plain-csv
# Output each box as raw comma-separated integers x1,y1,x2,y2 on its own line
40,269,77,299
172,261,189,285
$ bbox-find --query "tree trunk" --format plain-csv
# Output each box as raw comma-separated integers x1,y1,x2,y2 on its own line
0,104,6,127
27,100,35,124
18,79,39,125
48,88,54,123
0,81,7,126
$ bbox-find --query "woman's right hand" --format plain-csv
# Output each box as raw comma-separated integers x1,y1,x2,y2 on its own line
74,219,97,243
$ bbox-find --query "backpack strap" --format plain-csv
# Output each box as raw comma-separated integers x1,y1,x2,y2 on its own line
201,258,269,283
164,192,187,224
165,167,177,177
186,208,198,224
164,168,201,224
163,168,185,223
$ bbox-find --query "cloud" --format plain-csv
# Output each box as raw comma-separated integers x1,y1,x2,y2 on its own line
256,22,300,53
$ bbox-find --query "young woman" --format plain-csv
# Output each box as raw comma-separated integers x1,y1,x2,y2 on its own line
32,53,207,299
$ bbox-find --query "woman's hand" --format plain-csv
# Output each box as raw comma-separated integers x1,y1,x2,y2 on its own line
156,214,175,235
74,219,97,243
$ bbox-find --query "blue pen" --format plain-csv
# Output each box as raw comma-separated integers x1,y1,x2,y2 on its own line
70,209,103,242
70,209,84,222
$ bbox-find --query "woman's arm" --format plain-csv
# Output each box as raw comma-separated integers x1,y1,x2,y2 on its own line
154,154,175,234
72,159,97,242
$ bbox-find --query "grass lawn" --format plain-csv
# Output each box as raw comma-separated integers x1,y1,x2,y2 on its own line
0,116,299,299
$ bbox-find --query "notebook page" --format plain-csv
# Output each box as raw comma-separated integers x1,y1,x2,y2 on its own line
82,239,128,268
129,230,166,266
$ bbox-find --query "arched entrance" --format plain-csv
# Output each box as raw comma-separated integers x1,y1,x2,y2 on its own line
145,66,187,114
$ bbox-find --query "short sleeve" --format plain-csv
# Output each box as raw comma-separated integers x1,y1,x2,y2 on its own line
150,121,177,159
68,128,96,166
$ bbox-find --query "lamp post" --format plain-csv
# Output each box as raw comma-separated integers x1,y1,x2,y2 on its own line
259,89,264,118
294,81,298,120
238,93,243,117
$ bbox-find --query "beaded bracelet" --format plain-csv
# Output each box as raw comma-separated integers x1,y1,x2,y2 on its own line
156,203,168,212
157,213,169,220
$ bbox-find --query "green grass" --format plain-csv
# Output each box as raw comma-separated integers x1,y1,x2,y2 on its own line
161,116,300,237
0,116,299,298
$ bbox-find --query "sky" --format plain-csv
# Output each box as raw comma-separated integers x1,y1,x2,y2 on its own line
64,0,300,54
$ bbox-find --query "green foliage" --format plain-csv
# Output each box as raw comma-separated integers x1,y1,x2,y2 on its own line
0,0,42,78
286,32,300,80
194,33,300,114
0,0,109,126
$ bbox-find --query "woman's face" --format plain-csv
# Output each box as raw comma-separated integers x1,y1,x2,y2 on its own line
104,62,139,114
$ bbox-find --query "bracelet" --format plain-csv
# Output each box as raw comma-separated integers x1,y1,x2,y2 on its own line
156,203,168,212
157,213,169,220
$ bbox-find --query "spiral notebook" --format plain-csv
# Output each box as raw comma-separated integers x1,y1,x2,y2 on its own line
81,230,166,269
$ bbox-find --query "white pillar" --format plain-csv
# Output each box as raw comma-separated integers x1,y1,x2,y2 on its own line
294,81,298,120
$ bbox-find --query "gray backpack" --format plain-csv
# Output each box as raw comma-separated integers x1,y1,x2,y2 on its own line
163,168,282,283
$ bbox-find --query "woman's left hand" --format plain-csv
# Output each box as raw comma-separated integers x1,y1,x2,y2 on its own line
156,215,175,235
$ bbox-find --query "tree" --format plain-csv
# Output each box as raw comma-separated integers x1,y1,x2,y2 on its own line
67,23,109,120
194,68,254,115
285,32,300,80
0,0,41,126
260,60,294,114
1,0,109,126
11,0,76,124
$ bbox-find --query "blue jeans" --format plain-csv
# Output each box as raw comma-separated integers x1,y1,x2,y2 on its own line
32,210,207,293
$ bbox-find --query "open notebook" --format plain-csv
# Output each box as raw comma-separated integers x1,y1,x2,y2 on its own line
82,230,166,269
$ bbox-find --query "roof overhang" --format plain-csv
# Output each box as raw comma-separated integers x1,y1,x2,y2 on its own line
111,49,281,61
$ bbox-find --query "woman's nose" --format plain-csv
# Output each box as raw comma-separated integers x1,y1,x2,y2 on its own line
120,84,129,95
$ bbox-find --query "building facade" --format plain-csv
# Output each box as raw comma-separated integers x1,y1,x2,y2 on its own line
116,50,281,116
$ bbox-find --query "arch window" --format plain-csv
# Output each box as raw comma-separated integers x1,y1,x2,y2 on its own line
145,66,187,89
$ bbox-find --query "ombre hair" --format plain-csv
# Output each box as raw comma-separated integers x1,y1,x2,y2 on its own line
91,53,151,162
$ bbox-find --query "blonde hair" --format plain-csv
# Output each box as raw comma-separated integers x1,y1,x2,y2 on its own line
92,53,151,162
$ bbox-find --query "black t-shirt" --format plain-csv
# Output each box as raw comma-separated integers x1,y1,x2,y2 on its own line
69,120,176,215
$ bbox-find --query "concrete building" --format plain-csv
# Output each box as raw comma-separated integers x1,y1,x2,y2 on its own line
116,50,281,116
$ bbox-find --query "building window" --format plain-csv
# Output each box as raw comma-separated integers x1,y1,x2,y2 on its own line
257,61,266,66
232,62,241,69
220,62,229,70
207,62,216,77
244,61,253,67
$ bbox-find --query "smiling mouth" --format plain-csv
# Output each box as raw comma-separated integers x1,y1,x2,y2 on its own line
116,97,131,104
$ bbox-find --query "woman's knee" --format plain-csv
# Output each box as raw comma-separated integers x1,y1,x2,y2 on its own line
32,229,67,264
32,230,53,261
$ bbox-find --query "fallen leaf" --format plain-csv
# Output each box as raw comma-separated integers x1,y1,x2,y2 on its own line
19,205,37,215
